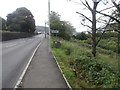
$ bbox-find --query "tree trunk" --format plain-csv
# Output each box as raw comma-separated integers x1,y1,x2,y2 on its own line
92,10,97,57
91,1,98,57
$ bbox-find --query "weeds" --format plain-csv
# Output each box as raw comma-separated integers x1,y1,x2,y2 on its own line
51,37,119,88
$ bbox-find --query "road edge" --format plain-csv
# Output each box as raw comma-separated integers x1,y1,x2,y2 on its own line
51,50,72,90
14,41,42,89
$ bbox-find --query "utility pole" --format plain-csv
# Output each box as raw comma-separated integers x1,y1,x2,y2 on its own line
48,0,51,52
45,21,46,38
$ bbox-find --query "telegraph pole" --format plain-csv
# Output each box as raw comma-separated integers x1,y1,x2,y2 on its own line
48,0,51,52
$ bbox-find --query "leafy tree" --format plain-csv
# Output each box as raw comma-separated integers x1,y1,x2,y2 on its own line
0,17,7,30
106,10,120,54
50,11,60,24
50,11,75,40
6,7,35,33
94,0,120,55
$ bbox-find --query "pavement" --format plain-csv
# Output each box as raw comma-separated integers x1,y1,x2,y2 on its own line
22,36,68,88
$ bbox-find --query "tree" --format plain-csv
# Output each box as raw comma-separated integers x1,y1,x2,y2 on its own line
75,0,103,57
50,11,60,24
50,11,75,40
96,0,120,55
6,7,35,33
0,17,7,30
92,0,120,55
106,10,120,54
68,0,119,57
104,0,120,55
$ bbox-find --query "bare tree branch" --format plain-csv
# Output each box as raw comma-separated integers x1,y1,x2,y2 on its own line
115,29,120,33
80,0,89,9
96,16,106,21
76,12,93,23
97,18,109,24
96,10,120,23
81,22,92,29
96,19,111,45
99,6,115,12
112,1,120,13
85,0,93,12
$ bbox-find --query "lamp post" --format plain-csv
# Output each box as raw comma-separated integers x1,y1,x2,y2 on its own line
48,0,51,52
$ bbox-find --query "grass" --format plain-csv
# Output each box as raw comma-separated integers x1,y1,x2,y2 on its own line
0,30,21,33
0,30,11,32
51,37,119,89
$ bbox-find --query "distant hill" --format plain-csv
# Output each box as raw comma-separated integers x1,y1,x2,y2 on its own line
36,26,49,31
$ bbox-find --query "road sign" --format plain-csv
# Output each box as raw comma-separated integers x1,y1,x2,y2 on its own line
51,30,59,34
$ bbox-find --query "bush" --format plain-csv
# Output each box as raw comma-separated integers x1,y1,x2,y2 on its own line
63,34,71,41
75,32,88,40
65,47,73,55
73,57,119,88
98,38,117,52
51,37,119,88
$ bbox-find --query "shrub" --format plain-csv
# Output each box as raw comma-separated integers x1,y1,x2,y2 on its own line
63,34,71,41
75,32,88,40
65,47,73,55
73,57,119,88
51,37,119,88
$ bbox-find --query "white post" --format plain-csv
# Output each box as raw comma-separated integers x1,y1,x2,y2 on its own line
48,0,51,52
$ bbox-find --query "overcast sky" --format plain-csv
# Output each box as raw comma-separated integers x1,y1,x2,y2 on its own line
0,0,116,32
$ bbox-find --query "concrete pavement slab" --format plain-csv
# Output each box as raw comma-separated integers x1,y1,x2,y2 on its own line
22,36,68,88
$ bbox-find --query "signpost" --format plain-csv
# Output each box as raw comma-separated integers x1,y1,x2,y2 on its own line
51,30,59,34
51,30,59,39
51,30,61,48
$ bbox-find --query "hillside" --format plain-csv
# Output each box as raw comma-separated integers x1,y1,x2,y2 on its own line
36,26,49,31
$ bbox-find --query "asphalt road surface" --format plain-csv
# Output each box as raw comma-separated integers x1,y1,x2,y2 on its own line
2,34,44,88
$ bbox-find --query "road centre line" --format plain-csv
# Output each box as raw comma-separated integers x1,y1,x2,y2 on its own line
5,44,17,48
4,39,32,48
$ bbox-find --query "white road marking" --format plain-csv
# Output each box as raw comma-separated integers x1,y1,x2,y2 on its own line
3,39,33,48
5,44,17,48
14,40,42,89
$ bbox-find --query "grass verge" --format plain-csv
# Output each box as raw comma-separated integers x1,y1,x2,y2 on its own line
51,37,119,89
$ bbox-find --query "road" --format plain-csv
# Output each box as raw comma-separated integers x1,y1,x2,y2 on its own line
2,34,44,88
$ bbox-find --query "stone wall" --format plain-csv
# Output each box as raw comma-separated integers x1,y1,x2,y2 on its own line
1,32,35,41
